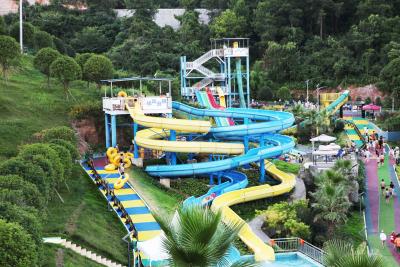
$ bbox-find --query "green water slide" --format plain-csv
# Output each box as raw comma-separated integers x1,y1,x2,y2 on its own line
235,58,246,108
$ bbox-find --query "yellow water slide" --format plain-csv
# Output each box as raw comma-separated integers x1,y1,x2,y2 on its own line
211,160,296,262
125,98,244,154
216,87,226,108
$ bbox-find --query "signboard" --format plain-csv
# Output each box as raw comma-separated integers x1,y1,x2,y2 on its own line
140,96,172,114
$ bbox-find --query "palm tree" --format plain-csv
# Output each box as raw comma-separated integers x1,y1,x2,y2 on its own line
157,205,258,267
323,240,384,267
311,183,351,235
315,109,331,135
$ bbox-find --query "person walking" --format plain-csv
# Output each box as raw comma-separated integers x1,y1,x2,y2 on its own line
380,230,387,247
381,179,386,195
390,181,395,197
379,153,385,167
385,188,390,204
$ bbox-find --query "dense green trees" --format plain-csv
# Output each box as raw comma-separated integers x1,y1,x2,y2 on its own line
0,125,78,264
0,219,38,267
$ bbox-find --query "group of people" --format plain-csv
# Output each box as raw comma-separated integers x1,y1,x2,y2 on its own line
381,179,396,204
380,230,400,252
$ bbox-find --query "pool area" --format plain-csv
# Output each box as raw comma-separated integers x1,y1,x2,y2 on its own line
263,252,324,267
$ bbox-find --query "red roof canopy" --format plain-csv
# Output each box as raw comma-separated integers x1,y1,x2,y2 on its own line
362,104,381,111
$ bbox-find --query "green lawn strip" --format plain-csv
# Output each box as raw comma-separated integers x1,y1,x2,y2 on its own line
368,235,399,267
377,156,396,234
334,212,364,246
44,166,128,265
128,167,183,218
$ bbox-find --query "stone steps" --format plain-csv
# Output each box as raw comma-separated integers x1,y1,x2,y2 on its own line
43,237,125,267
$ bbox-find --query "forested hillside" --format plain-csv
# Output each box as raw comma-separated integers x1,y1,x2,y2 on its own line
2,0,400,107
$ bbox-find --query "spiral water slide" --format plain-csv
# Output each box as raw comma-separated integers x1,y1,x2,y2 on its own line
125,99,295,261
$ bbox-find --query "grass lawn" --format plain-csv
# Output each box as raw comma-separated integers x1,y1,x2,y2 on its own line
128,167,183,218
0,55,100,159
43,165,129,265
334,212,364,246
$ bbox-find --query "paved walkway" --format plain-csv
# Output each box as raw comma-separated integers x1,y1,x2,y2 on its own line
364,150,400,266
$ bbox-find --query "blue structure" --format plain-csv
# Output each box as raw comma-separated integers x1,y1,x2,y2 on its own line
180,38,251,108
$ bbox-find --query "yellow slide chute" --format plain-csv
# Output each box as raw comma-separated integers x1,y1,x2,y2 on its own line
216,87,226,108
124,98,244,155
211,160,296,262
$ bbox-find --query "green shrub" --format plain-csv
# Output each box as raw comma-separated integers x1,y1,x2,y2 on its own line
18,143,65,187
0,203,43,248
49,139,79,160
18,154,56,191
257,200,310,239
49,143,72,178
69,101,102,120
0,219,38,267
38,126,77,145
50,55,82,94
0,175,44,210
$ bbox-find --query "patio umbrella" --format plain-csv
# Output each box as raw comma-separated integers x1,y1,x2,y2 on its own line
362,104,381,111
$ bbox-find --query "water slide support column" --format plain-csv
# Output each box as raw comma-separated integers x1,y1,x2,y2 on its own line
246,54,250,107
133,122,139,158
105,114,110,148
111,115,117,147
227,57,232,108
259,135,266,183
169,130,177,165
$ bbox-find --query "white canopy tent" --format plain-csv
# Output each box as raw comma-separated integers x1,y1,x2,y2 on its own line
310,134,337,150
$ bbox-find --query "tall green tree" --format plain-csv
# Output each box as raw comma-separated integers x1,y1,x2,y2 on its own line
0,35,20,79
83,55,114,87
0,219,38,267
34,47,61,86
50,55,82,98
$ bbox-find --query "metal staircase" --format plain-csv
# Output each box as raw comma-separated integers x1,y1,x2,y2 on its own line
191,49,224,67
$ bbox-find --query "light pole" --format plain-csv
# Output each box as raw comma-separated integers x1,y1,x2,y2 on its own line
316,84,326,111
19,0,23,53
305,79,309,103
